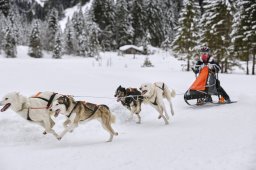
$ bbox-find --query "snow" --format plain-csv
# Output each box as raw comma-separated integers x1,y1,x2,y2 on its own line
0,46,256,170
34,0,45,7
119,45,144,52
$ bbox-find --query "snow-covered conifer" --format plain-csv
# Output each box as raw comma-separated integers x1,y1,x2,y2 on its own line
115,0,134,48
231,0,256,75
3,27,17,58
63,17,75,55
28,20,43,58
200,0,233,72
172,0,200,71
52,31,62,59
46,8,59,51
0,0,10,17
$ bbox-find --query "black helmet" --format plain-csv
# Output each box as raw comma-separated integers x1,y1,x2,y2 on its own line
201,46,210,53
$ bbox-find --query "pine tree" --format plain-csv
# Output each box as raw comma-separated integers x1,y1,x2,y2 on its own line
115,0,134,48
85,9,100,57
74,8,87,55
28,20,43,58
63,17,75,55
45,8,59,51
0,0,10,17
91,0,115,50
144,0,164,46
77,29,88,57
200,0,233,73
0,12,6,52
52,31,62,59
3,27,17,58
160,0,182,43
72,9,84,39
172,0,200,71
131,0,146,45
231,0,256,75
88,28,100,57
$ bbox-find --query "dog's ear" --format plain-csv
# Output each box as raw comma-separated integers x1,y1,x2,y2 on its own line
15,92,20,96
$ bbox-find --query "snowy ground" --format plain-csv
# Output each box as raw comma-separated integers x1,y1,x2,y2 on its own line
0,47,256,170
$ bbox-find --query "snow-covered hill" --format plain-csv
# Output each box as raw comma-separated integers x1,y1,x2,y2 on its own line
59,0,92,31
0,47,255,170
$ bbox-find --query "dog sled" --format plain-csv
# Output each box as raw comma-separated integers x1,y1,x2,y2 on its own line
184,65,225,106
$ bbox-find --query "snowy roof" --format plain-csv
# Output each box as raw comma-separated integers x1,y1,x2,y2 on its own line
119,45,143,52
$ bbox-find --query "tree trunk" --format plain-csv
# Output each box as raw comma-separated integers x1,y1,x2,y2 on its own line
224,58,228,73
246,54,249,75
187,55,190,71
221,62,224,73
252,53,255,75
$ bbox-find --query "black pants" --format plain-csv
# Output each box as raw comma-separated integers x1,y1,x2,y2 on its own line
216,79,230,100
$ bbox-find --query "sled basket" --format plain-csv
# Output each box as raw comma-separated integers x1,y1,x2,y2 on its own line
184,66,219,105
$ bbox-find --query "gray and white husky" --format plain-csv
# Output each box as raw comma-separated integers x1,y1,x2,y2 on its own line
50,95,118,142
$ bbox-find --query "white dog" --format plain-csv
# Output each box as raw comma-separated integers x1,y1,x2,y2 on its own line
0,91,62,139
139,82,176,124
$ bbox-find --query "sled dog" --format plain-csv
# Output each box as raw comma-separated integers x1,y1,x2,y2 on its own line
114,85,143,123
0,91,62,139
139,82,176,124
50,95,118,142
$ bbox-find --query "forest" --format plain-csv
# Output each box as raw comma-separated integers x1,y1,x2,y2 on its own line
0,0,255,74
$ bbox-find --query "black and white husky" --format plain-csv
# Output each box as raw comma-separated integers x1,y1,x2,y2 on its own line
140,82,176,125
0,92,62,139
114,86,143,123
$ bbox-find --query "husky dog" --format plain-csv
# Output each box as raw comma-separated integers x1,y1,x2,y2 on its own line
50,95,118,142
114,85,143,123
139,82,176,125
0,92,62,139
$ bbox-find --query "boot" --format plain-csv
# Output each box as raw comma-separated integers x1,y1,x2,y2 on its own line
219,96,225,104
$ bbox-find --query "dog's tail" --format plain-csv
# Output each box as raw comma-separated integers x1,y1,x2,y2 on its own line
99,105,116,124
170,89,176,98
163,83,176,98
110,114,116,124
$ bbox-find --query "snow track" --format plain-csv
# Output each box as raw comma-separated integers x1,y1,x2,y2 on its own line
0,49,255,170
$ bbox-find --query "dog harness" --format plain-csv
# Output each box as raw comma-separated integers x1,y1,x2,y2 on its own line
149,83,165,106
82,102,99,119
31,92,58,109
151,96,158,106
17,103,33,121
155,83,165,91
26,109,32,121
67,101,99,120
67,102,79,118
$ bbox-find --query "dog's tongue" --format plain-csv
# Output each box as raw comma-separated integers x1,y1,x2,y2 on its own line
54,109,60,117
1,103,11,112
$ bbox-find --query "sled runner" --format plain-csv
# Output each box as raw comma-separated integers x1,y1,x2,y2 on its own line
184,65,221,106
